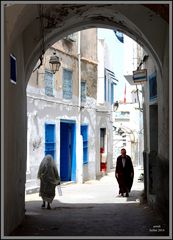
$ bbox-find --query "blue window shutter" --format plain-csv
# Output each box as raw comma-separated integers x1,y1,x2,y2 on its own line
111,83,114,104
149,71,157,101
80,125,88,164
45,123,56,160
45,70,54,96
108,77,111,103
104,68,117,104
114,30,124,43
63,69,72,99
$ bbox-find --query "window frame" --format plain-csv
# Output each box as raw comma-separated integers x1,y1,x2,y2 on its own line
62,68,73,100
81,80,87,103
44,69,54,97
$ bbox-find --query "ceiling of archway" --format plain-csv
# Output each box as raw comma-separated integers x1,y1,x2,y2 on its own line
3,3,169,82
142,4,169,23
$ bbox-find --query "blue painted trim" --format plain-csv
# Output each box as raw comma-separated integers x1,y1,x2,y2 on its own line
104,69,106,101
71,123,76,181
149,71,157,101
133,76,147,80
45,123,56,160
60,119,76,124
81,125,88,165
60,120,76,182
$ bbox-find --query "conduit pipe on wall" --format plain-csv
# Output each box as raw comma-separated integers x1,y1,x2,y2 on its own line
78,31,81,110
77,31,83,183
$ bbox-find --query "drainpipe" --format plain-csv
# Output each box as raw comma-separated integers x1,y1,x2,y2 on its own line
77,31,83,183
78,31,81,110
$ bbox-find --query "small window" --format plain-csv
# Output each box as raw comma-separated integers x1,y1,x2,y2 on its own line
81,81,87,102
10,54,17,84
63,69,73,99
45,70,54,96
104,68,117,104
149,71,157,101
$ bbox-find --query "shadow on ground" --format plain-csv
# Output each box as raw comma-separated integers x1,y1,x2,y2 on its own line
10,199,169,237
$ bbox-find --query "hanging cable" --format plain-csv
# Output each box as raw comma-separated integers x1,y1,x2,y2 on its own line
33,5,45,72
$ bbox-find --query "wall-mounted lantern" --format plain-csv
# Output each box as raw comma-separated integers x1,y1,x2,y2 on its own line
113,101,119,111
49,52,61,74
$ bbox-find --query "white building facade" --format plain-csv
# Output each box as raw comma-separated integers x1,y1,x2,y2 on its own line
96,29,144,169
112,34,144,168
26,28,115,193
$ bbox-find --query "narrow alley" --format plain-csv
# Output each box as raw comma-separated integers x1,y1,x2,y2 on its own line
10,168,169,238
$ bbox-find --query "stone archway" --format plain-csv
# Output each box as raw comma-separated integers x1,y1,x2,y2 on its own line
2,3,170,235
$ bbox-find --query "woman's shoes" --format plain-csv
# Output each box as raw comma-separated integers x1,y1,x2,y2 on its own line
41,201,51,209
47,203,51,209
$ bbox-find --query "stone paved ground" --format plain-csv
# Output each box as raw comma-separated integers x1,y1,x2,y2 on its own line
10,168,170,238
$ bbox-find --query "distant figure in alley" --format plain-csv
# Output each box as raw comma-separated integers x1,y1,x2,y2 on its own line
115,148,134,197
37,154,60,209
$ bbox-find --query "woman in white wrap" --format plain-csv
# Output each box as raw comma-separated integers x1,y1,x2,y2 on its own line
37,154,60,209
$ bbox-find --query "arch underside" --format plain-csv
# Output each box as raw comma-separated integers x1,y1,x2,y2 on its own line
5,4,167,82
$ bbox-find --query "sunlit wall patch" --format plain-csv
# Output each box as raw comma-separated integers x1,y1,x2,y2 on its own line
10,53,17,84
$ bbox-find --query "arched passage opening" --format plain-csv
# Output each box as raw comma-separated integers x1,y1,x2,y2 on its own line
26,27,145,189
2,3,170,236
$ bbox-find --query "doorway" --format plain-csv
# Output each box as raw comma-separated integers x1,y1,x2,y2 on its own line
60,120,76,181
100,128,107,172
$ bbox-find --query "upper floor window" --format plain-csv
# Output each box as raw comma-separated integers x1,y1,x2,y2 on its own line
149,71,157,102
10,53,17,84
104,68,118,104
81,81,87,102
63,69,73,100
45,70,54,96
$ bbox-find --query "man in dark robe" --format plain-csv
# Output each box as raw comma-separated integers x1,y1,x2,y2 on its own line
115,148,134,197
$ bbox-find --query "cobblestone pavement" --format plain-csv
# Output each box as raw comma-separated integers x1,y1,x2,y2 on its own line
10,168,170,238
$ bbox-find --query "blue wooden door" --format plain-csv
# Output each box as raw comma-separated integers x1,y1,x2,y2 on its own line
71,123,76,181
60,121,76,181
60,122,69,180
45,123,56,160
